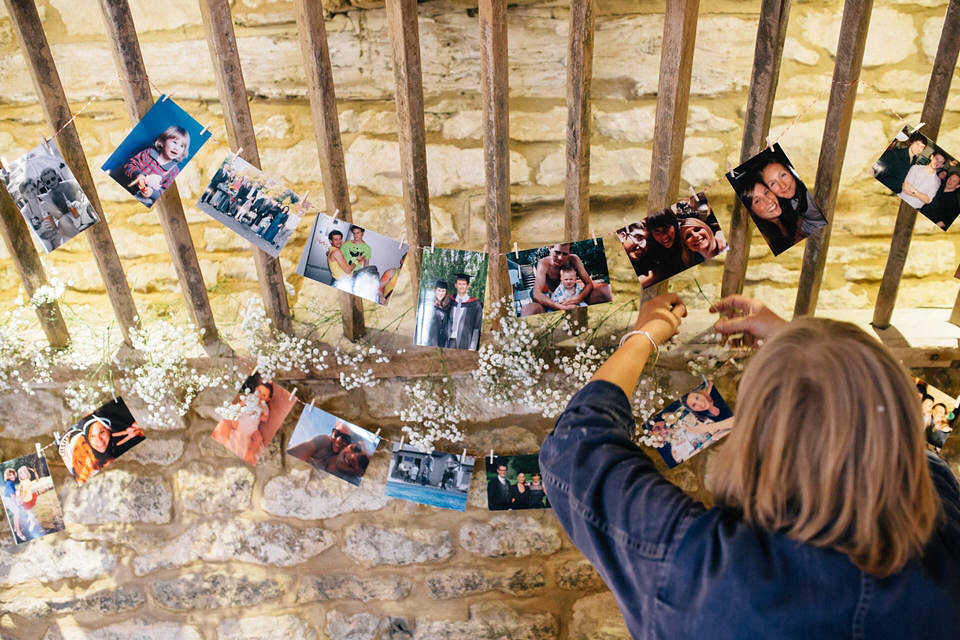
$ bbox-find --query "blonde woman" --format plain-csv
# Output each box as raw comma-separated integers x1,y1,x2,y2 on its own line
540,293,959,638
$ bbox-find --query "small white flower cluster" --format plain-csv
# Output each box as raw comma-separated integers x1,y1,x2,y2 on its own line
241,298,328,381
0,308,48,395
473,299,549,406
399,378,465,452
64,378,115,417
215,391,260,422
334,342,388,390
29,279,66,309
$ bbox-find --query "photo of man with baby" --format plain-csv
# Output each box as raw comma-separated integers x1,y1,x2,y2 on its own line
873,126,960,231
508,239,613,317
726,143,827,256
486,454,550,511
297,212,409,306
617,192,727,289
2,452,64,545
414,248,488,350
0,142,99,252
101,97,211,208
211,372,296,466
58,397,145,486
286,408,380,487
197,153,303,257
916,377,956,452
640,380,734,468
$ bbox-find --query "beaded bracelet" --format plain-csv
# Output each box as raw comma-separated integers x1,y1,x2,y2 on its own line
618,329,660,366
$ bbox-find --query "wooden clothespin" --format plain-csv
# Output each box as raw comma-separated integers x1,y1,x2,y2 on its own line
460,448,467,463
234,146,244,160
374,428,381,439
161,93,170,102
399,435,405,448
513,242,519,258
488,449,494,464
308,398,315,412
35,442,43,458
290,388,298,402
399,233,406,249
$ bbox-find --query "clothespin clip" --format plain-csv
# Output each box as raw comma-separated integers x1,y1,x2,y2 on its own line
41,136,50,151
234,147,244,160
334,208,340,219
200,123,209,136
431,235,435,249
513,241,519,258
399,435,405,448
915,122,926,132
54,431,61,445
35,442,43,458
374,428,381,439
291,387,298,402
399,233,406,250
765,135,774,151
300,192,310,210
591,227,597,246
161,93,170,102
308,398,315,412
488,449,494,464
1,157,8,168
460,448,467,463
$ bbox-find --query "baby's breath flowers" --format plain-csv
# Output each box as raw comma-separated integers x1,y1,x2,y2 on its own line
400,377,465,452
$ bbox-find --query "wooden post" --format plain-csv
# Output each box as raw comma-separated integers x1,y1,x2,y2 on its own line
199,0,292,336
793,0,873,317
4,0,140,345
294,0,366,341
0,160,70,347
479,0,511,323
385,0,432,298
98,0,230,356
875,0,960,328
721,0,792,297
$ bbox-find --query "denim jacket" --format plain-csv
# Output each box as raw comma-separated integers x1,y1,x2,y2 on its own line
540,381,960,639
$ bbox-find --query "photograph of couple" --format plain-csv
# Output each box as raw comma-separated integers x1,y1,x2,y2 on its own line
197,153,303,257
2,452,64,545
726,143,827,256
297,213,408,306
508,239,613,317
286,408,380,486
413,247,489,351
617,192,727,289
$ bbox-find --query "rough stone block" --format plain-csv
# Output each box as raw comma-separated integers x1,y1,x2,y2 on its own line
343,524,454,566
119,437,185,466
570,592,631,639
324,612,414,640
175,461,253,513
296,574,415,603
556,558,605,591
353,204,460,246
0,389,68,439
204,227,253,252
61,470,172,524
151,572,282,610
133,519,334,575
537,145,652,186
43,618,203,640
414,602,557,640
802,7,916,67
426,567,545,599
459,515,562,558
5,586,145,619
262,467,390,520
217,615,318,640
0,538,117,587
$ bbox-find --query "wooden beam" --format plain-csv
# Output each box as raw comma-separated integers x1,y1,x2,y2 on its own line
479,0,511,322
385,0,432,298
648,0,699,214
793,0,873,317
721,0,791,297
294,0,366,342
0,159,70,347
198,0,292,335
98,0,230,356
876,0,960,328
3,0,140,345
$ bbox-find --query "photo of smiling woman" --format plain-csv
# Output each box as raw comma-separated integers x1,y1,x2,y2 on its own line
58,398,145,486
286,407,380,487
726,144,826,256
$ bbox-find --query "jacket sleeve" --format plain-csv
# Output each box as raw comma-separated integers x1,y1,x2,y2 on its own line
540,380,704,591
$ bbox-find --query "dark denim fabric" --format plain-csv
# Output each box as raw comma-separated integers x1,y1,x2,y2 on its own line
540,380,960,640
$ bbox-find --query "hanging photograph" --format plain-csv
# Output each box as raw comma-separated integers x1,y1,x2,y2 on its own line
915,377,956,451
101,96,211,208
197,152,304,257
58,397,145,486
507,238,613,317
638,379,734,469
616,192,728,289
872,126,960,230
286,407,380,486
211,372,296,466
385,443,474,511
486,453,550,511
413,247,488,350
297,212,408,306
2,451,64,545
0,141,99,252
726,143,827,256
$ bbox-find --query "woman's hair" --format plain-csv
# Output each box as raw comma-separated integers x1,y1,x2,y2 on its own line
153,125,190,161
710,317,939,577
740,181,799,250
678,216,716,264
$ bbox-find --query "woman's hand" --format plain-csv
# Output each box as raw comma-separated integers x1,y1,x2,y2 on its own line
632,293,687,345
710,295,786,345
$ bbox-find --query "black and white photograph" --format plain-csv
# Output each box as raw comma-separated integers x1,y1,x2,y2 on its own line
413,248,489,350
872,126,960,230
197,152,304,257
297,212,409,306
286,407,380,486
385,443,474,511
58,397,144,486
726,143,827,256
486,454,550,511
0,141,99,252
101,96,211,208
508,239,613,317
2,452,65,545
616,192,727,289
639,380,734,468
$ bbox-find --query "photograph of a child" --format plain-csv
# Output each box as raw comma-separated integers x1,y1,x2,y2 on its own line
508,239,612,317
486,454,550,511
297,212,408,306
197,153,303,257
726,143,827,256
414,248,488,350
385,443,474,511
2,452,64,545
286,408,380,486
211,372,296,466
58,397,145,486
101,96,211,208
873,126,960,230
616,192,728,288
0,142,99,252
915,377,956,451
640,380,734,468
